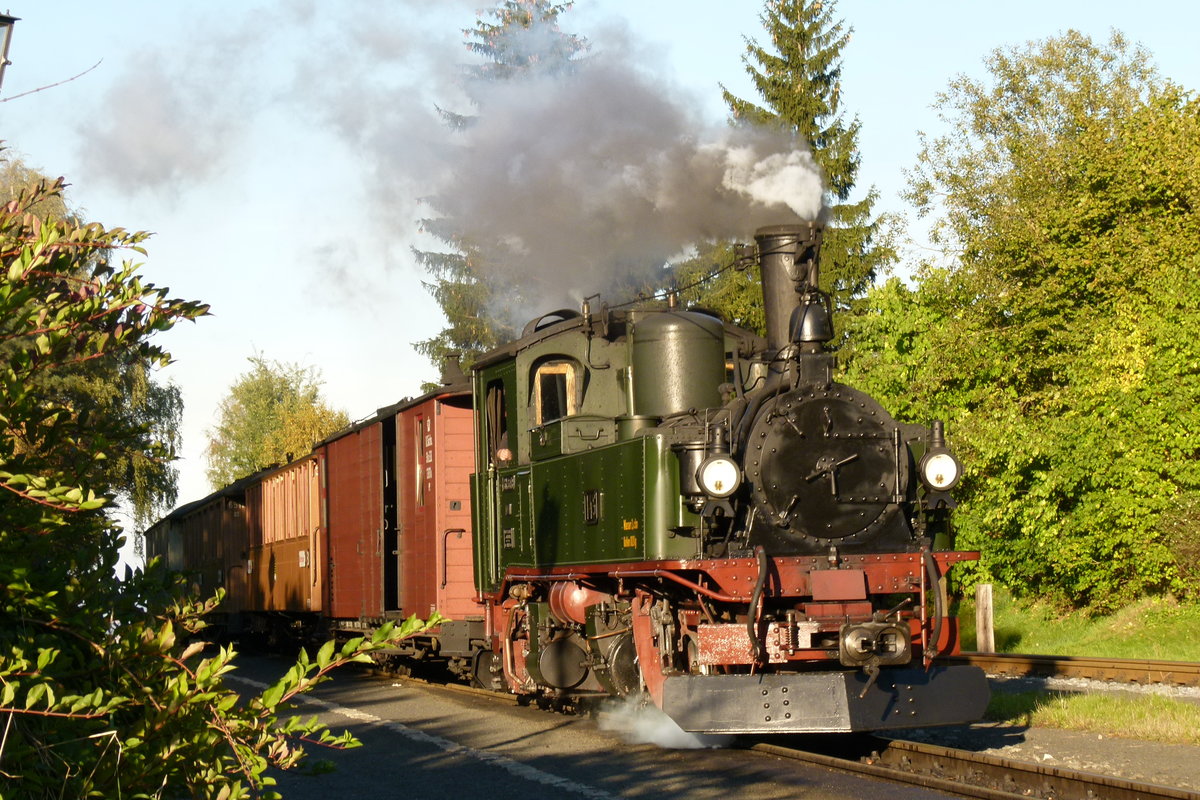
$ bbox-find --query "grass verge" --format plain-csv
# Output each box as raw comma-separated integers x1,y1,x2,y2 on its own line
952,589,1200,744
955,588,1200,661
986,690,1200,746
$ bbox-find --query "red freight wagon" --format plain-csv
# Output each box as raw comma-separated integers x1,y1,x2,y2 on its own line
395,390,476,622
316,379,485,680
323,415,385,622
244,453,324,616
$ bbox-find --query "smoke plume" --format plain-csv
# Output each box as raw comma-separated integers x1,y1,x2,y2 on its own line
69,4,825,320
428,28,824,320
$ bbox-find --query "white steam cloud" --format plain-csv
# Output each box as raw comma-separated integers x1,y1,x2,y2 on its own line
598,697,733,750
722,146,824,216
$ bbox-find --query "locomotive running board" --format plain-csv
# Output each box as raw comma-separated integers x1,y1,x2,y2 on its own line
660,665,989,734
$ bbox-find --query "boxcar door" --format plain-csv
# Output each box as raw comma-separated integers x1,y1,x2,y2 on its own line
326,423,384,620
382,415,400,613
434,398,477,619
399,408,434,617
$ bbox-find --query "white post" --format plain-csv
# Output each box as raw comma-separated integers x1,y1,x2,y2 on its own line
975,583,995,653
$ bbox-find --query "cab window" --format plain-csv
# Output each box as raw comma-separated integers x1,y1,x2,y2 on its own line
486,378,510,463
533,360,577,425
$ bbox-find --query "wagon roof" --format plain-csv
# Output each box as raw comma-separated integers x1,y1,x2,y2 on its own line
314,379,472,448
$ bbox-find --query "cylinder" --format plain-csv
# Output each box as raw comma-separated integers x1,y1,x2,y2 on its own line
547,581,613,625
629,310,724,417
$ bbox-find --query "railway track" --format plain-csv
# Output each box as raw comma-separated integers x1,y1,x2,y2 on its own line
750,736,1197,800
947,652,1200,686
381,667,1197,799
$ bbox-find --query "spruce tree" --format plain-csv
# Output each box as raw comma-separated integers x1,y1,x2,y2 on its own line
414,1,586,373
684,0,891,330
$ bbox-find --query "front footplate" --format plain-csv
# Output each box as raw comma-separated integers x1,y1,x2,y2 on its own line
661,665,989,733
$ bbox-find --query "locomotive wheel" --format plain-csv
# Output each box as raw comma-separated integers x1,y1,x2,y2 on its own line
606,632,641,696
471,649,501,691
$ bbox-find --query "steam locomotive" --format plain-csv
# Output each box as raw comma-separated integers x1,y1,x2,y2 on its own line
147,223,989,734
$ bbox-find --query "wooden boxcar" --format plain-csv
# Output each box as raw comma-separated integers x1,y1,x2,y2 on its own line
319,383,481,678
244,452,324,619
148,380,482,679
323,413,385,622
395,388,477,630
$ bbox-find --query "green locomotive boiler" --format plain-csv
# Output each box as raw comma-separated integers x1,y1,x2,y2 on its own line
469,223,989,733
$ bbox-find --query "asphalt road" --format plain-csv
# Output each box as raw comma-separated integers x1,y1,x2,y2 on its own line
229,656,961,800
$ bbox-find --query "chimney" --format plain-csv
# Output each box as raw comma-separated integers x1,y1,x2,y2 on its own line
440,351,466,386
754,223,826,353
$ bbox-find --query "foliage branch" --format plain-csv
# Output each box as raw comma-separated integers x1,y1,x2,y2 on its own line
0,158,186,543
0,176,437,798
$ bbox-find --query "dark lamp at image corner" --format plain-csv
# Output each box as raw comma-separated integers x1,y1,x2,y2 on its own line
0,13,18,92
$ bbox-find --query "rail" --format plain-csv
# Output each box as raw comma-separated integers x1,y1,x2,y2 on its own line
750,736,1196,800
946,653,1200,687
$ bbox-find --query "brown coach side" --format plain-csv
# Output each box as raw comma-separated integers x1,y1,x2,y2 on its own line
244,452,324,614
145,478,254,618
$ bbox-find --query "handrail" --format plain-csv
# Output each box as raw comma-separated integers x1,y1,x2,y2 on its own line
441,528,466,588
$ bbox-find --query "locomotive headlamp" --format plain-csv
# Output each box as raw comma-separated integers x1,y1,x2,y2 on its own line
696,455,741,498
919,451,962,491
918,420,962,492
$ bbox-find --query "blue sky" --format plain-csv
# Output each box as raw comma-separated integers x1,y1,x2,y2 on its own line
1,1,1196,565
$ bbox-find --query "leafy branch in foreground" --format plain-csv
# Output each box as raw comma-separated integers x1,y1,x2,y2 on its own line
0,169,441,798
2,569,442,798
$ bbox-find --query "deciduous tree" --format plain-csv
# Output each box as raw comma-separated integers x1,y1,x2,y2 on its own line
845,31,1200,608
0,175,436,799
205,356,349,489
1,156,185,540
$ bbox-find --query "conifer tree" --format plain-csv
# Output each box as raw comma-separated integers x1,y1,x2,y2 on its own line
682,0,891,331
414,1,586,372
